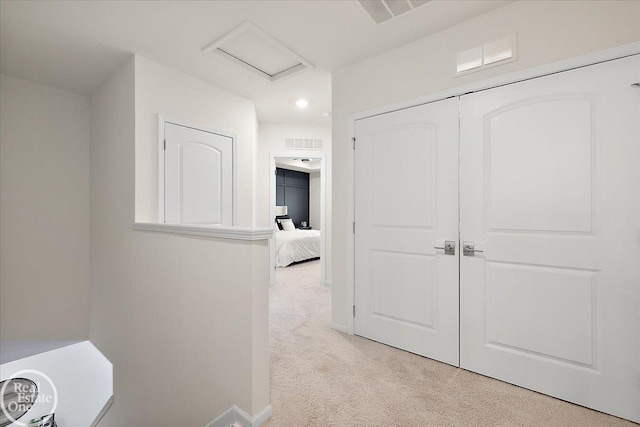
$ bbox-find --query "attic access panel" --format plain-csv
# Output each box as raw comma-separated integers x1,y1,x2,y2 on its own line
203,22,314,82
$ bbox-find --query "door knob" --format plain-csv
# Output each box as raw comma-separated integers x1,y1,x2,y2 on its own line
463,241,484,256
434,240,456,255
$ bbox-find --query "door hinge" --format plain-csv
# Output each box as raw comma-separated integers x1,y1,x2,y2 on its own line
353,305,356,317
352,222,355,233
163,139,166,150
352,137,356,150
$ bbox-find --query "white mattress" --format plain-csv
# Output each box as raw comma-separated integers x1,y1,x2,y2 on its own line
276,229,321,267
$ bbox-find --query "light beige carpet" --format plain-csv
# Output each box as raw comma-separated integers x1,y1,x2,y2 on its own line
266,260,635,427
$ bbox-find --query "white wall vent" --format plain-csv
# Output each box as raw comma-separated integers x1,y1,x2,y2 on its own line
456,33,517,76
456,46,483,74
358,0,431,24
285,138,323,150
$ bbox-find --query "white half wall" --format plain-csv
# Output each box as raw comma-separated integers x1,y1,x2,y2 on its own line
90,57,270,426
134,55,257,226
331,0,640,328
0,74,90,340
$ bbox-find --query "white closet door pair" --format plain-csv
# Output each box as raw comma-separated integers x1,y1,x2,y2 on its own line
354,54,640,423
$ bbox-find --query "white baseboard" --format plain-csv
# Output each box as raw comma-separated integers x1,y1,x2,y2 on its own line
250,405,273,426
330,322,350,334
207,404,272,427
91,395,113,427
207,405,237,427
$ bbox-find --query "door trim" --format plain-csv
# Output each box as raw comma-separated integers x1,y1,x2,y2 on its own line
352,41,640,122
345,40,640,335
158,115,237,225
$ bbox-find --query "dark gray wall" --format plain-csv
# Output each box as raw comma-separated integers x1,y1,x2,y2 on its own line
276,168,309,227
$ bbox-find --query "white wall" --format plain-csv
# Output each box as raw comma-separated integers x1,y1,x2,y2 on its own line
309,171,321,230
257,123,331,281
256,123,330,227
134,55,257,226
331,0,640,328
0,74,90,340
90,57,270,426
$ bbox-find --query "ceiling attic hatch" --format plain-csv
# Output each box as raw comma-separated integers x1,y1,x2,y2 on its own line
359,0,431,24
203,22,314,82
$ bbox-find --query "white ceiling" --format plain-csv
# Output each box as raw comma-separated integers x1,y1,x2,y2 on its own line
0,0,511,125
276,158,322,173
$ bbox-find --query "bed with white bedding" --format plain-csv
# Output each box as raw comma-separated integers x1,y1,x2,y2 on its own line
276,229,321,267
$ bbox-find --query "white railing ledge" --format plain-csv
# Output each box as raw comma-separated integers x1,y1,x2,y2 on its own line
133,222,274,241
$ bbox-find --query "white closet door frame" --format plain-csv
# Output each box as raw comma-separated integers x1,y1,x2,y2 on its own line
343,40,640,335
157,115,237,225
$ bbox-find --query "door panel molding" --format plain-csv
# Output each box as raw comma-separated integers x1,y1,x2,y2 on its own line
370,123,438,229
483,94,596,235
483,261,597,368
369,249,437,331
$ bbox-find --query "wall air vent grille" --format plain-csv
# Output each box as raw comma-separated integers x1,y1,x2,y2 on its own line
358,0,430,24
483,37,514,65
457,46,483,74
285,138,323,150
456,33,517,76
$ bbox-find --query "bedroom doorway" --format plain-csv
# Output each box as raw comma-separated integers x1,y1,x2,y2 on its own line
269,153,327,287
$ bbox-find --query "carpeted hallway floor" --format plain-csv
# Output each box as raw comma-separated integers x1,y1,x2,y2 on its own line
265,260,635,427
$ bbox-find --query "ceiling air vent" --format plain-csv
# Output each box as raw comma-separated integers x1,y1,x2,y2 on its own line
203,22,314,82
359,0,431,24
285,138,323,150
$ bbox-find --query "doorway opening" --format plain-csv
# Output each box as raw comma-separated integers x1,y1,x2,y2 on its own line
269,153,326,287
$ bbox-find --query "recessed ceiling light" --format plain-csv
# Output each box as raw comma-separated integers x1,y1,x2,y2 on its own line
296,99,309,109
321,112,332,118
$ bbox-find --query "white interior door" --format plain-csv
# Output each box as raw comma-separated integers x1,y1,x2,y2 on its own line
164,122,233,225
460,54,640,422
354,98,459,366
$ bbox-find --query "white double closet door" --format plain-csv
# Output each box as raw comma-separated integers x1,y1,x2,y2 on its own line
354,54,640,422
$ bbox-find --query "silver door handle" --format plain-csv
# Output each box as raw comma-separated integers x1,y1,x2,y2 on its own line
463,241,484,256
434,240,456,255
